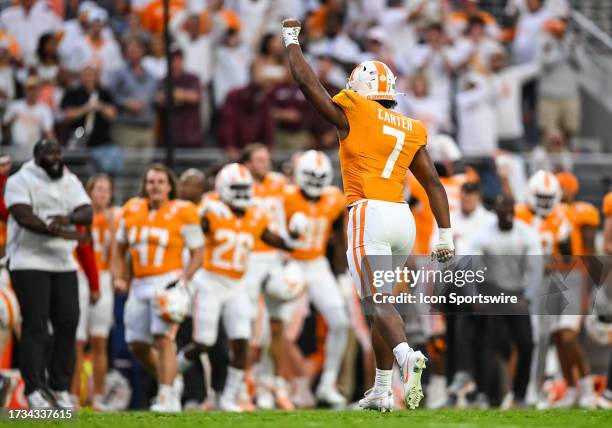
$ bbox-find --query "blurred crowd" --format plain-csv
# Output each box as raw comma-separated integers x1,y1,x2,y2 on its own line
0,1,585,183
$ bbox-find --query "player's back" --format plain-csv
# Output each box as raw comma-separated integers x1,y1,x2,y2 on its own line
332,89,428,206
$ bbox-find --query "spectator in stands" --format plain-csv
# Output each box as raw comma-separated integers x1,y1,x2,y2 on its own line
108,36,157,168
172,11,219,134
0,0,62,66
397,73,451,138
308,10,362,67
74,8,124,87
155,47,202,147
396,22,459,106
445,0,501,41
489,48,540,152
455,72,502,204
455,16,503,75
213,29,251,110
143,33,167,80
3,76,55,148
61,64,122,176
537,18,581,147
217,65,275,160
513,0,553,65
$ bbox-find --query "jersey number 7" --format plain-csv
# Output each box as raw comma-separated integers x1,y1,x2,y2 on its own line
381,125,405,179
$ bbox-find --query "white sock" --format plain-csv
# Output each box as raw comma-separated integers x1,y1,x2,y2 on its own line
223,366,245,398
579,376,594,394
393,342,412,366
159,383,175,397
320,309,348,388
374,368,392,392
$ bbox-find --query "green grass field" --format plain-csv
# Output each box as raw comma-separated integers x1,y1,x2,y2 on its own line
2,409,611,428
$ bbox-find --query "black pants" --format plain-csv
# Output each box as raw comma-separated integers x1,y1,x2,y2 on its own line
9,270,79,395
491,315,533,400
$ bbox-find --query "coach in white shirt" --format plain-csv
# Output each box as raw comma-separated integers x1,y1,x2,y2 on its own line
451,182,496,255
5,140,92,409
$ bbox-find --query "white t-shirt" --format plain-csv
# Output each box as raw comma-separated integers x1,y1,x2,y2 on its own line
490,63,539,139
512,7,552,64
455,82,498,157
3,100,53,147
5,160,91,272
451,204,496,255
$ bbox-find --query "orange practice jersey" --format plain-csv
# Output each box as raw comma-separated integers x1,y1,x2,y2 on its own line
203,204,269,280
604,192,612,218
253,172,287,252
119,198,201,278
91,207,120,272
284,185,345,261
515,204,570,256
561,202,600,255
332,89,427,206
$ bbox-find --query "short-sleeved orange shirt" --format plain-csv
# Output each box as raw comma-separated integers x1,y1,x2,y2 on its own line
332,89,427,206
252,172,287,252
561,201,600,255
118,198,201,278
284,185,345,261
91,207,120,272
203,204,269,280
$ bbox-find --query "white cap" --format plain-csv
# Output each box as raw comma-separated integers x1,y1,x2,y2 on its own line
365,26,388,44
88,7,108,24
78,1,97,15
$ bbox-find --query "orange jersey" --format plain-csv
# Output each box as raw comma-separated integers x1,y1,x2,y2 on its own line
561,202,600,255
284,185,345,261
118,198,202,278
252,172,287,252
91,207,120,272
332,89,427,206
604,192,612,218
203,204,269,280
515,204,570,256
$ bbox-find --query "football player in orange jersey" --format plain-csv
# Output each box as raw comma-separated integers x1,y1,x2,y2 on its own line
282,20,453,410
178,163,298,412
112,164,204,412
267,150,349,406
238,144,292,409
72,174,119,410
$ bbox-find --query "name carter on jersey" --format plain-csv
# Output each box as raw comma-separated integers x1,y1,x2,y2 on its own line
377,107,413,132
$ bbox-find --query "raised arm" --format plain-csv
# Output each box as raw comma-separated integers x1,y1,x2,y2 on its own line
282,19,349,138
409,148,454,262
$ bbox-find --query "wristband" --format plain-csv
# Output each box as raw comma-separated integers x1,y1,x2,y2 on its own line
438,227,453,245
282,26,301,47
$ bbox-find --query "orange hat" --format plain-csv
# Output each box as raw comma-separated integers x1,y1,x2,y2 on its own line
556,171,579,194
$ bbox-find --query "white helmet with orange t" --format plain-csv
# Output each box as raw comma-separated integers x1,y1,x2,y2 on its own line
527,170,561,217
294,150,332,198
216,163,254,209
347,60,397,102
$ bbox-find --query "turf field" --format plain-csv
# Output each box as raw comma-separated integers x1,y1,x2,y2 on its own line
1,409,610,428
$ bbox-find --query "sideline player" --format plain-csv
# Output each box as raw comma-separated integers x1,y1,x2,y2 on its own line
271,150,349,406
178,163,298,412
281,20,453,410
72,174,119,409
112,164,204,412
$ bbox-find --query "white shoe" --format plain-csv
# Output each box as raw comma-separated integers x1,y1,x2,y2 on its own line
596,390,612,409
27,390,54,409
426,375,447,409
578,377,597,409
92,394,109,412
358,388,394,412
292,378,316,409
219,393,243,412
51,390,77,409
398,350,427,409
150,390,181,412
256,385,275,410
552,387,577,408
315,384,347,407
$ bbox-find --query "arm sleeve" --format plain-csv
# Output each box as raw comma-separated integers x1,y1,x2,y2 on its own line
4,174,30,208
41,105,54,131
179,205,205,249
75,233,100,293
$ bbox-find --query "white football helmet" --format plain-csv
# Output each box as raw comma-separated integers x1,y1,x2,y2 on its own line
295,150,332,198
216,163,254,209
347,60,397,101
527,170,561,217
265,261,306,302
154,281,191,324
